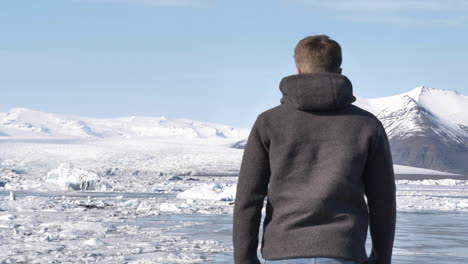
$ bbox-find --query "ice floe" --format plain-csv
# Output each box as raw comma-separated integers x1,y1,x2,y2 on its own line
176,183,236,201
397,179,468,186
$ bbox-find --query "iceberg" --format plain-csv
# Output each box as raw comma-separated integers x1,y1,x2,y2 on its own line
44,163,112,191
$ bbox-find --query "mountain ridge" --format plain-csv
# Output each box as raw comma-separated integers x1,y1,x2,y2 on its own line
355,86,468,175
2,86,467,174
0,107,250,140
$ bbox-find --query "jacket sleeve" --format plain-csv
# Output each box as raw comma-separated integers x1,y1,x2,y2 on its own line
363,121,397,264
233,114,271,264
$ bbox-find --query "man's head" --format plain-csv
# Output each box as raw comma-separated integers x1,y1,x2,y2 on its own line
294,35,342,74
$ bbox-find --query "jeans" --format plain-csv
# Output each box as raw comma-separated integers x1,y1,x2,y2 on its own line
263,257,360,264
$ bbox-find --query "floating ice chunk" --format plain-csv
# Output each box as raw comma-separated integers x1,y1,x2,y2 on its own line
83,237,107,247
120,199,140,209
0,214,16,221
168,176,183,181
159,203,181,212
458,200,468,208
176,183,236,201
9,191,15,201
105,224,117,233
0,256,26,263
40,233,58,242
44,163,112,191
396,179,468,186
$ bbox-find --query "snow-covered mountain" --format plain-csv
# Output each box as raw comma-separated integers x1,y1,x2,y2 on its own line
0,108,250,140
355,86,468,128
1,86,467,175
354,86,468,175
230,86,468,175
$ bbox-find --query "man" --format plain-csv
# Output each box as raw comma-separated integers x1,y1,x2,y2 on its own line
232,35,397,264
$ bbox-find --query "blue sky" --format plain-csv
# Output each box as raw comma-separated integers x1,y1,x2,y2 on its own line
1,0,467,128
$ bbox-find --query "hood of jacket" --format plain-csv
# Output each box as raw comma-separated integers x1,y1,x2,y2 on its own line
279,72,357,111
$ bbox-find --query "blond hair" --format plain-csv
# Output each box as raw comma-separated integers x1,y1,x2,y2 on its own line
294,35,342,73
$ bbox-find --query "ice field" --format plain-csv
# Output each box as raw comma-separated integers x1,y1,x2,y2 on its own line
1,133,468,263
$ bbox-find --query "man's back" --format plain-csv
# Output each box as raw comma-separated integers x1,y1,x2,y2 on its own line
233,72,396,264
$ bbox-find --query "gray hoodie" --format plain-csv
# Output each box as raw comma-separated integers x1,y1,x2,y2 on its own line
232,72,396,264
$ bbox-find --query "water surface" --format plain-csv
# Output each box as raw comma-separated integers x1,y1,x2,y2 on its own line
140,211,468,263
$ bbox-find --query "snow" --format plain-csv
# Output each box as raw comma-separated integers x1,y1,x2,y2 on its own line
0,107,250,140
354,86,468,131
416,86,468,126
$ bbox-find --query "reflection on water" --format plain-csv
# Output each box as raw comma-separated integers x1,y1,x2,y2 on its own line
142,211,468,264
